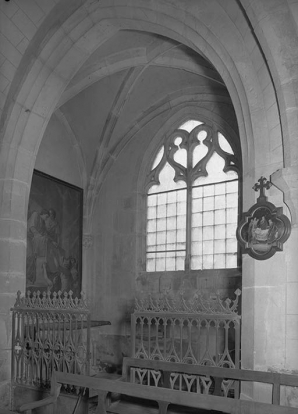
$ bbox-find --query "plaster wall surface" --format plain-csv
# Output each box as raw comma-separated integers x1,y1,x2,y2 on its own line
35,113,84,188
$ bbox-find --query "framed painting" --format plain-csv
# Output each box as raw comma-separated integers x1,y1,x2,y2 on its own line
26,170,83,297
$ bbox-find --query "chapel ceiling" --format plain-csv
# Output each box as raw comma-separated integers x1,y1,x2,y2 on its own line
51,30,238,178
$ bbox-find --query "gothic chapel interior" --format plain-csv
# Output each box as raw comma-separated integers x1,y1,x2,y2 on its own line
1,0,298,411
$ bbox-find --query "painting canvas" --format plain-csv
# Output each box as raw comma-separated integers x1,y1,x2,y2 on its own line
26,170,83,297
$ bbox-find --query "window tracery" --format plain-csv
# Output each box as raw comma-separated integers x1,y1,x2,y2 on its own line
146,119,240,272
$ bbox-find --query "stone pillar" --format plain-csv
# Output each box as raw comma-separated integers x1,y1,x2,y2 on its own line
241,166,298,404
82,234,94,300
0,176,28,406
272,167,298,372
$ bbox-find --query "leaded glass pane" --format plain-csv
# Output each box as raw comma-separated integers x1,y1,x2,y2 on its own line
226,224,237,238
214,225,225,239
191,256,202,269
193,131,208,167
203,226,213,241
177,215,186,229
147,207,156,220
146,187,187,271
157,231,166,245
227,208,237,223
166,253,176,271
192,227,202,242
218,132,234,154
214,240,225,254
147,219,156,232
203,240,214,256
192,241,201,254
147,253,156,272
192,212,203,227
190,179,238,270
148,163,186,194
179,120,202,132
227,180,238,192
227,192,237,207
214,254,225,269
215,209,225,225
167,217,176,230
203,211,214,226
152,146,164,170
203,197,214,211
226,254,237,268
167,203,176,216
227,239,237,253
203,255,214,269
215,194,226,209
176,252,185,270
167,230,176,244
174,146,187,167
156,254,166,271
148,194,157,206
177,229,186,242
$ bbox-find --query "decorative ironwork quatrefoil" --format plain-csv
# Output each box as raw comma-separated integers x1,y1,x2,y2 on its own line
236,177,291,260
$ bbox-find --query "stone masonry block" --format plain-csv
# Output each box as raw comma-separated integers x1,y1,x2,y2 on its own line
44,35,74,74
0,33,22,67
0,59,16,83
286,338,298,370
23,64,53,111
36,0,56,14
62,6,89,35
0,292,19,315
55,45,89,81
0,218,26,242
0,0,19,19
18,112,46,153
16,0,45,26
31,73,65,119
16,58,45,107
0,272,25,295
75,22,117,54
286,315,298,340
12,8,37,40
0,73,9,93
17,37,30,54
68,16,94,43
287,282,298,315
0,238,26,275
0,12,24,47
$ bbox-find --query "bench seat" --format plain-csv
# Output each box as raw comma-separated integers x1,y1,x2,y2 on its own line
19,358,298,414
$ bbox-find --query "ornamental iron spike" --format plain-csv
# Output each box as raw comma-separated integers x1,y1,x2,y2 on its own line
11,290,89,312
134,289,241,316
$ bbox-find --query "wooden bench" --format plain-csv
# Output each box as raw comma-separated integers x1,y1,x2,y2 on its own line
19,357,298,414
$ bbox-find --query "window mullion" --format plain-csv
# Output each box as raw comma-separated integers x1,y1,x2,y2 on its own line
185,139,192,270
185,182,192,271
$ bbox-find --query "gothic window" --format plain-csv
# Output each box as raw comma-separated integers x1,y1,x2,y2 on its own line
146,119,240,272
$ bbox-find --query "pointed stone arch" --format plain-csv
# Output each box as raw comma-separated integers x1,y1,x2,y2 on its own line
0,0,289,389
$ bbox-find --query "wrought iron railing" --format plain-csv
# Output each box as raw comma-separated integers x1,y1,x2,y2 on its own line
11,290,91,389
131,290,241,397
132,289,241,367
